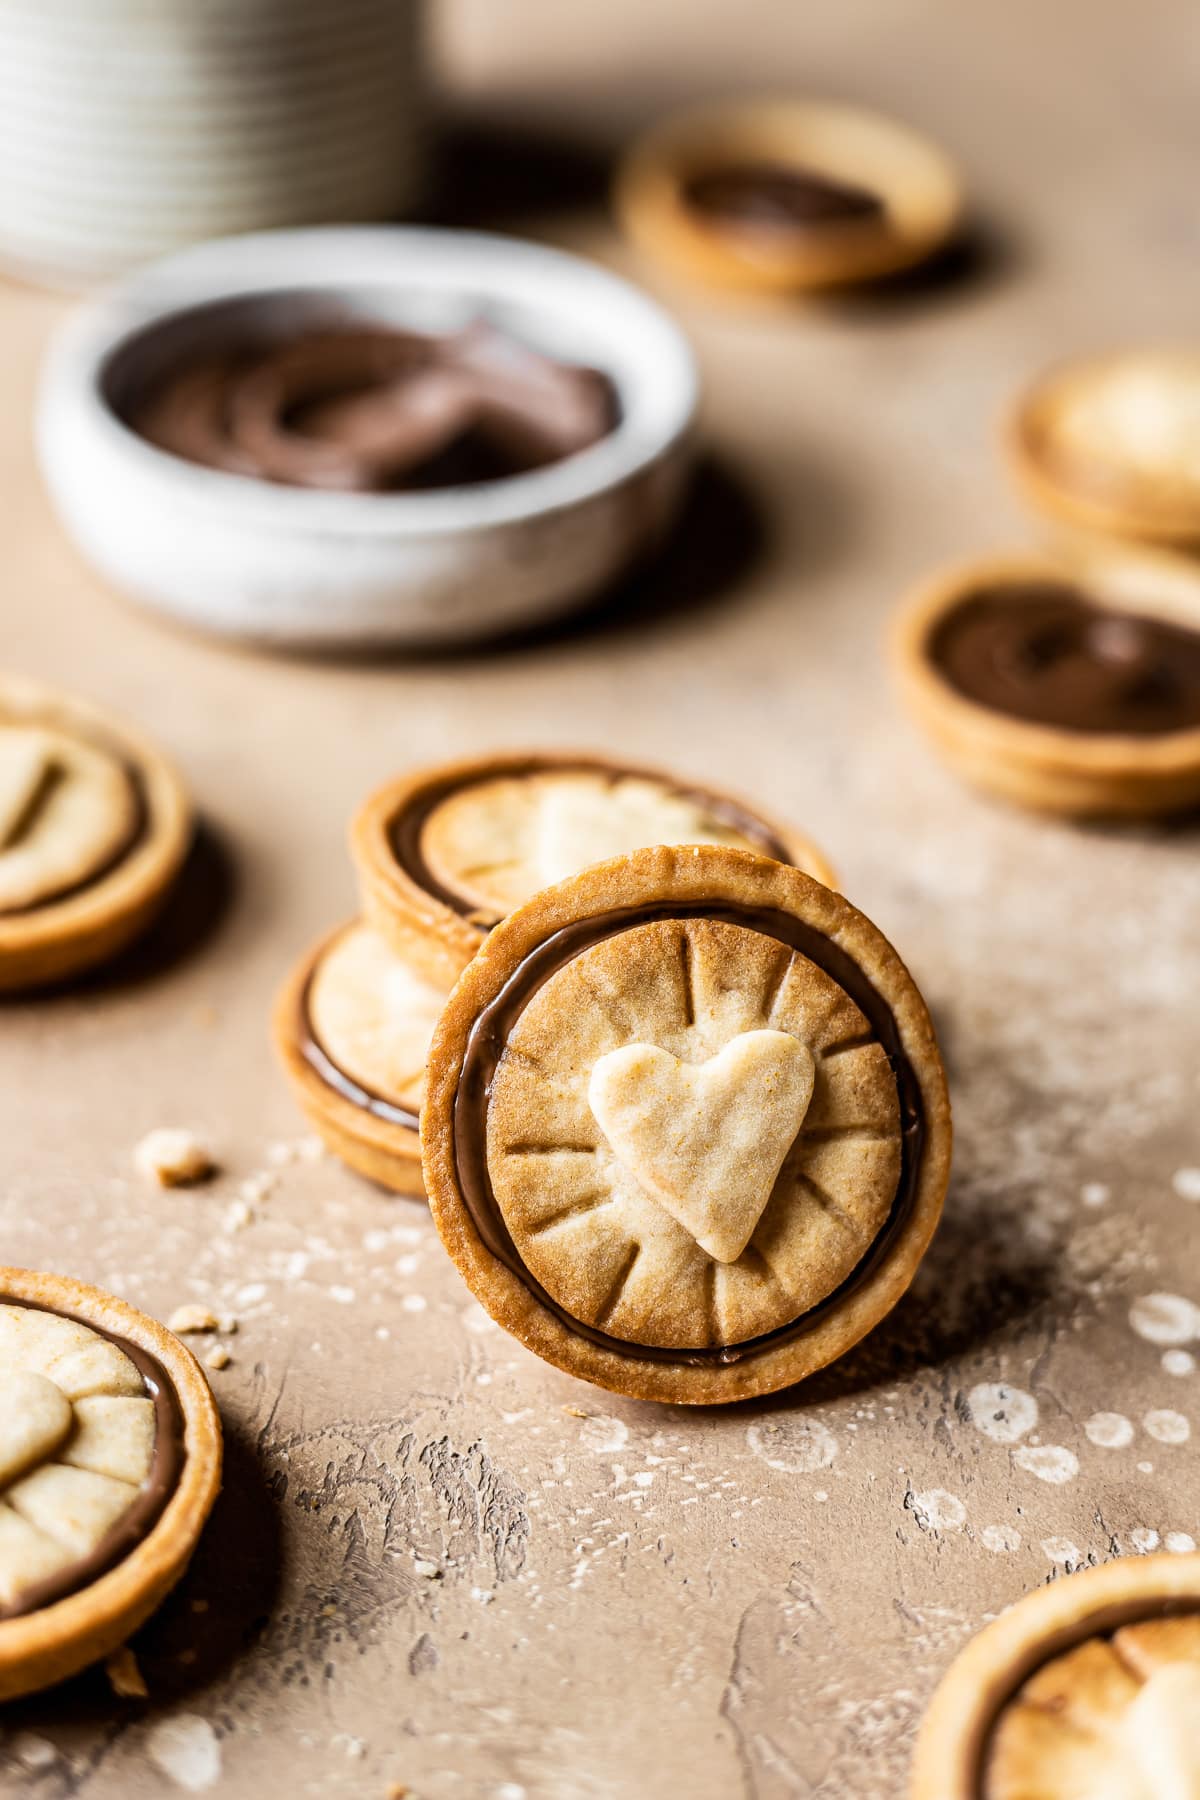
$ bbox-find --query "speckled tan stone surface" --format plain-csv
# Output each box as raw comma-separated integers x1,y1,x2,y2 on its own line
3,2,1200,1794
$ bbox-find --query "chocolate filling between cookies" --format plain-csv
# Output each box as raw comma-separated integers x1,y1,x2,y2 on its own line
297,961,421,1135
0,1297,186,1621
451,901,925,1366
387,760,796,930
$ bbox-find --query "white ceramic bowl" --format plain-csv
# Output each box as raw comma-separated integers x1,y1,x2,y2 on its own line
37,227,698,649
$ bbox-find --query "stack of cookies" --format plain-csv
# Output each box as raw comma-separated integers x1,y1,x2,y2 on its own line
275,752,954,1406
273,750,837,1198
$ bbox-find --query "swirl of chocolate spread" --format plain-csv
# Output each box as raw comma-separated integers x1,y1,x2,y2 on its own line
682,161,885,230
126,322,617,493
930,581,1200,735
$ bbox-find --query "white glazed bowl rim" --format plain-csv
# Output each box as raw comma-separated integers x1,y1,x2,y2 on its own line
42,225,699,537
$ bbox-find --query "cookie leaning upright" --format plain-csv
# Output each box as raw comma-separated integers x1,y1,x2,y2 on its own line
421,844,951,1405
0,676,191,991
0,1267,222,1700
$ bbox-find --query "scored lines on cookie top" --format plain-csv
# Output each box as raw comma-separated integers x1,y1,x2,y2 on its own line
477,911,913,1357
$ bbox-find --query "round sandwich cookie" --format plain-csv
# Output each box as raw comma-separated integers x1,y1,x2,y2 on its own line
0,1267,222,1701
1011,348,1200,546
911,1553,1200,1800
421,845,951,1405
0,676,191,992
615,100,963,295
350,750,838,991
273,918,449,1197
892,554,1200,816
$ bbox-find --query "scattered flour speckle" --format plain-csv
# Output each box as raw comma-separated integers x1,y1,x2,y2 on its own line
966,1382,1038,1444
1013,1445,1079,1485
1172,1168,1200,1204
1166,1532,1197,1553
746,1417,837,1474
579,1415,629,1454
1041,1537,1081,1566
1130,1528,1161,1553
1163,1349,1197,1376
1143,1409,1190,1445
145,1717,222,1792
1130,1294,1200,1345
907,1488,967,1533
1081,1182,1110,1208
981,1525,1021,1553
1085,1411,1134,1449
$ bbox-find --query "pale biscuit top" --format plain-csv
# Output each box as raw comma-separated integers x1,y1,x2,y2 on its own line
0,723,137,914
420,772,778,920
308,922,449,1114
0,1304,156,1612
1051,355,1200,492
984,1614,1200,1800
485,916,901,1349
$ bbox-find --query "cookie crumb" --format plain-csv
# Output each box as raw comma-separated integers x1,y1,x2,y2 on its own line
562,1405,590,1419
223,1199,253,1232
12,1733,57,1772
386,1786,409,1800
168,1304,220,1335
205,1346,232,1371
134,1128,215,1188
106,1646,148,1700
239,1171,278,1205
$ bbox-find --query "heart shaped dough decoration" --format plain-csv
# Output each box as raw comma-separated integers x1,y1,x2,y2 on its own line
588,1029,816,1263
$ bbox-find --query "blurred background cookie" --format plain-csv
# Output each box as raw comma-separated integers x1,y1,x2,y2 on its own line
1011,348,1200,547
0,677,191,991
615,99,963,294
891,554,1200,816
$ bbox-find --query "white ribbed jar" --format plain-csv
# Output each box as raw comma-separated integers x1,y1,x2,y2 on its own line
0,0,425,285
